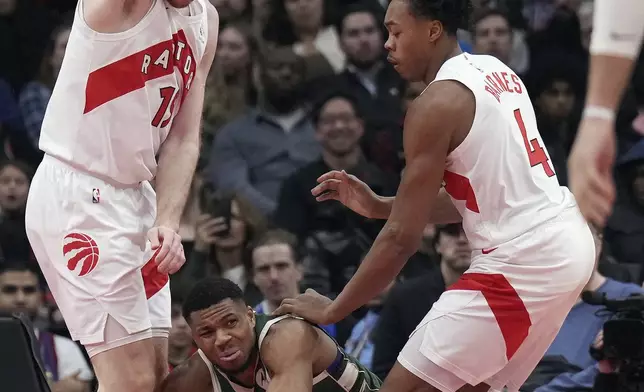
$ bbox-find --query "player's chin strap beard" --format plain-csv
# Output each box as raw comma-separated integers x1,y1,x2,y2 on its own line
220,349,260,388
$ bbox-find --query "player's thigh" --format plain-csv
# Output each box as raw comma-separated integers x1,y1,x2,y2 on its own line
379,361,444,392
25,158,163,344
397,311,496,392
486,289,581,391
399,275,533,388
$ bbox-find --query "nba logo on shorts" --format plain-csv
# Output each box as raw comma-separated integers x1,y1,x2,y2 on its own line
92,188,100,203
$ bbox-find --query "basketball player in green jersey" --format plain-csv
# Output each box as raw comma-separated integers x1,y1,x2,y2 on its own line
157,277,382,392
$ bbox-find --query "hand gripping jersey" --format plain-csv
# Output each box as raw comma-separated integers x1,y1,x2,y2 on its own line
432,53,578,251
197,314,382,392
38,0,209,185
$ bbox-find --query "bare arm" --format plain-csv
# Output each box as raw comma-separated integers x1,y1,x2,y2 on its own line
154,5,219,230
325,81,474,322
372,188,461,224
155,357,212,392
261,320,318,392
584,0,644,112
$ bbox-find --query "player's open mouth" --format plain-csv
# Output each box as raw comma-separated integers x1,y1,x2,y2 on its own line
220,350,242,362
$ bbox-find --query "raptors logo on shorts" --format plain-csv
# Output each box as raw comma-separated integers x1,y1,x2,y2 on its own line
63,233,100,276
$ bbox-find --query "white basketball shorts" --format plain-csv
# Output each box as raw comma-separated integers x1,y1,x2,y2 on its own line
25,155,171,346
397,207,596,392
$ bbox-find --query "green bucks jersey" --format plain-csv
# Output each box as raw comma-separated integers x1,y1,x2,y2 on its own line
197,314,382,392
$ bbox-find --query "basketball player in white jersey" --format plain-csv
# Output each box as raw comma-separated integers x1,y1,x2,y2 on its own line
568,0,644,228
24,1,219,391
275,0,596,391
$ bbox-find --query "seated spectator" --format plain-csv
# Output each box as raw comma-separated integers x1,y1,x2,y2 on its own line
530,231,643,391
210,0,251,25
168,301,194,371
172,187,266,306
0,160,34,262
19,18,71,148
468,6,529,75
202,22,258,143
344,281,394,370
371,223,471,380
471,8,514,70
263,0,344,75
525,50,586,185
248,229,355,344
210,46,321,215
605,139,644,277
312,3,404,127
273,91,398,297
0,262,94,391
0,79,22,130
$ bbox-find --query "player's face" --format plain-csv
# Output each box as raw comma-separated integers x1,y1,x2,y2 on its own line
315,97,364,156
189,299,256,372
0,271,42,317
436,224,471,273
252,243,301,303
384,0,436,82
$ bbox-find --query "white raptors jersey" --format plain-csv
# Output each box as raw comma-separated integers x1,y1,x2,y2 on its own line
39,0,209,185
432,53,577,250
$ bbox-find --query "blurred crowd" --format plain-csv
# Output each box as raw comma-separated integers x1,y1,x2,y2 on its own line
1,0,644,391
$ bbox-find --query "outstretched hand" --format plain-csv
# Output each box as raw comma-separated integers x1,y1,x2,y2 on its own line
311,170,380,218
273,289,335,325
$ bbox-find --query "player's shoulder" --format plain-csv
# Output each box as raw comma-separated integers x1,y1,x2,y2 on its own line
160,353,211,392
411,79,474,120
261,316,318,349
204,1,220,35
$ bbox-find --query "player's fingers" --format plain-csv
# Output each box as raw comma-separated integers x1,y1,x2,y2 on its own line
317,170,344,183
167,234,185,270
154,231,174,269
167,245,185,275
272,303,293,316
311,179,341,196
315,190,339,202
147,228,161,250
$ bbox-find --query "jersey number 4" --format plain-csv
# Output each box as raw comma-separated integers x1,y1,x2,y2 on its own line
514,109,555,177
152,87,180,128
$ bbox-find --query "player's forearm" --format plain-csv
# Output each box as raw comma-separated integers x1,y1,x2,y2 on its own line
585,56,637,112
373,189,461,224
266,367,313,392
327,223,418,323
154,139,200,230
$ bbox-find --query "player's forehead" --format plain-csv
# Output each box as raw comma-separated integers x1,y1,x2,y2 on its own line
191,299,244,325
384,0,410,28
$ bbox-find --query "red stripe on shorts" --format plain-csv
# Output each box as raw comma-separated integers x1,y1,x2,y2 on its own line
448,273,531,360
141,248,168,299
